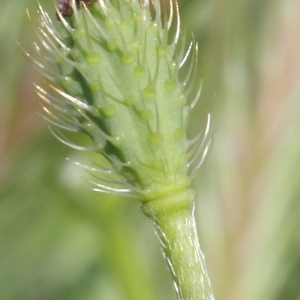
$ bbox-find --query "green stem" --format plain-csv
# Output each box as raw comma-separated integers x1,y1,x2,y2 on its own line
66,195,158,300
101,208,158,300
142,189,215,300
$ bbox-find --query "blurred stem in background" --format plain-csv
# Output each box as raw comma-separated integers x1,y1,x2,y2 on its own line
183,0,300,299
1,0,300,299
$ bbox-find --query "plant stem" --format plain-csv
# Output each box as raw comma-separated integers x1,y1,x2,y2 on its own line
100,205,159,300
142,189,215,300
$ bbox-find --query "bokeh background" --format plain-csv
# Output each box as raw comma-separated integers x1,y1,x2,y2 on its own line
1,0,300,299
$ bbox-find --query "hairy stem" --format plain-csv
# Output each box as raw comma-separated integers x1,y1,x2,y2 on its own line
142,189,215,300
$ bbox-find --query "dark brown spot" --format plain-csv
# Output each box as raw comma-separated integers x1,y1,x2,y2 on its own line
57,0,95,20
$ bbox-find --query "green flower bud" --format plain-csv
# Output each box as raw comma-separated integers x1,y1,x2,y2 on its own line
31,0,211,201
28,0,214,299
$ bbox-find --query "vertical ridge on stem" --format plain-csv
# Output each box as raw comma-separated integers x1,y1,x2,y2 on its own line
142,188,215,300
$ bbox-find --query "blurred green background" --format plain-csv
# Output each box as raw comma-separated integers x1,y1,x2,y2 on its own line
1,0,300,299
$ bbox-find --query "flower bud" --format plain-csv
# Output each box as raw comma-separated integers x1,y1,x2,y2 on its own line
27,1,215,299
30,0,211,202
